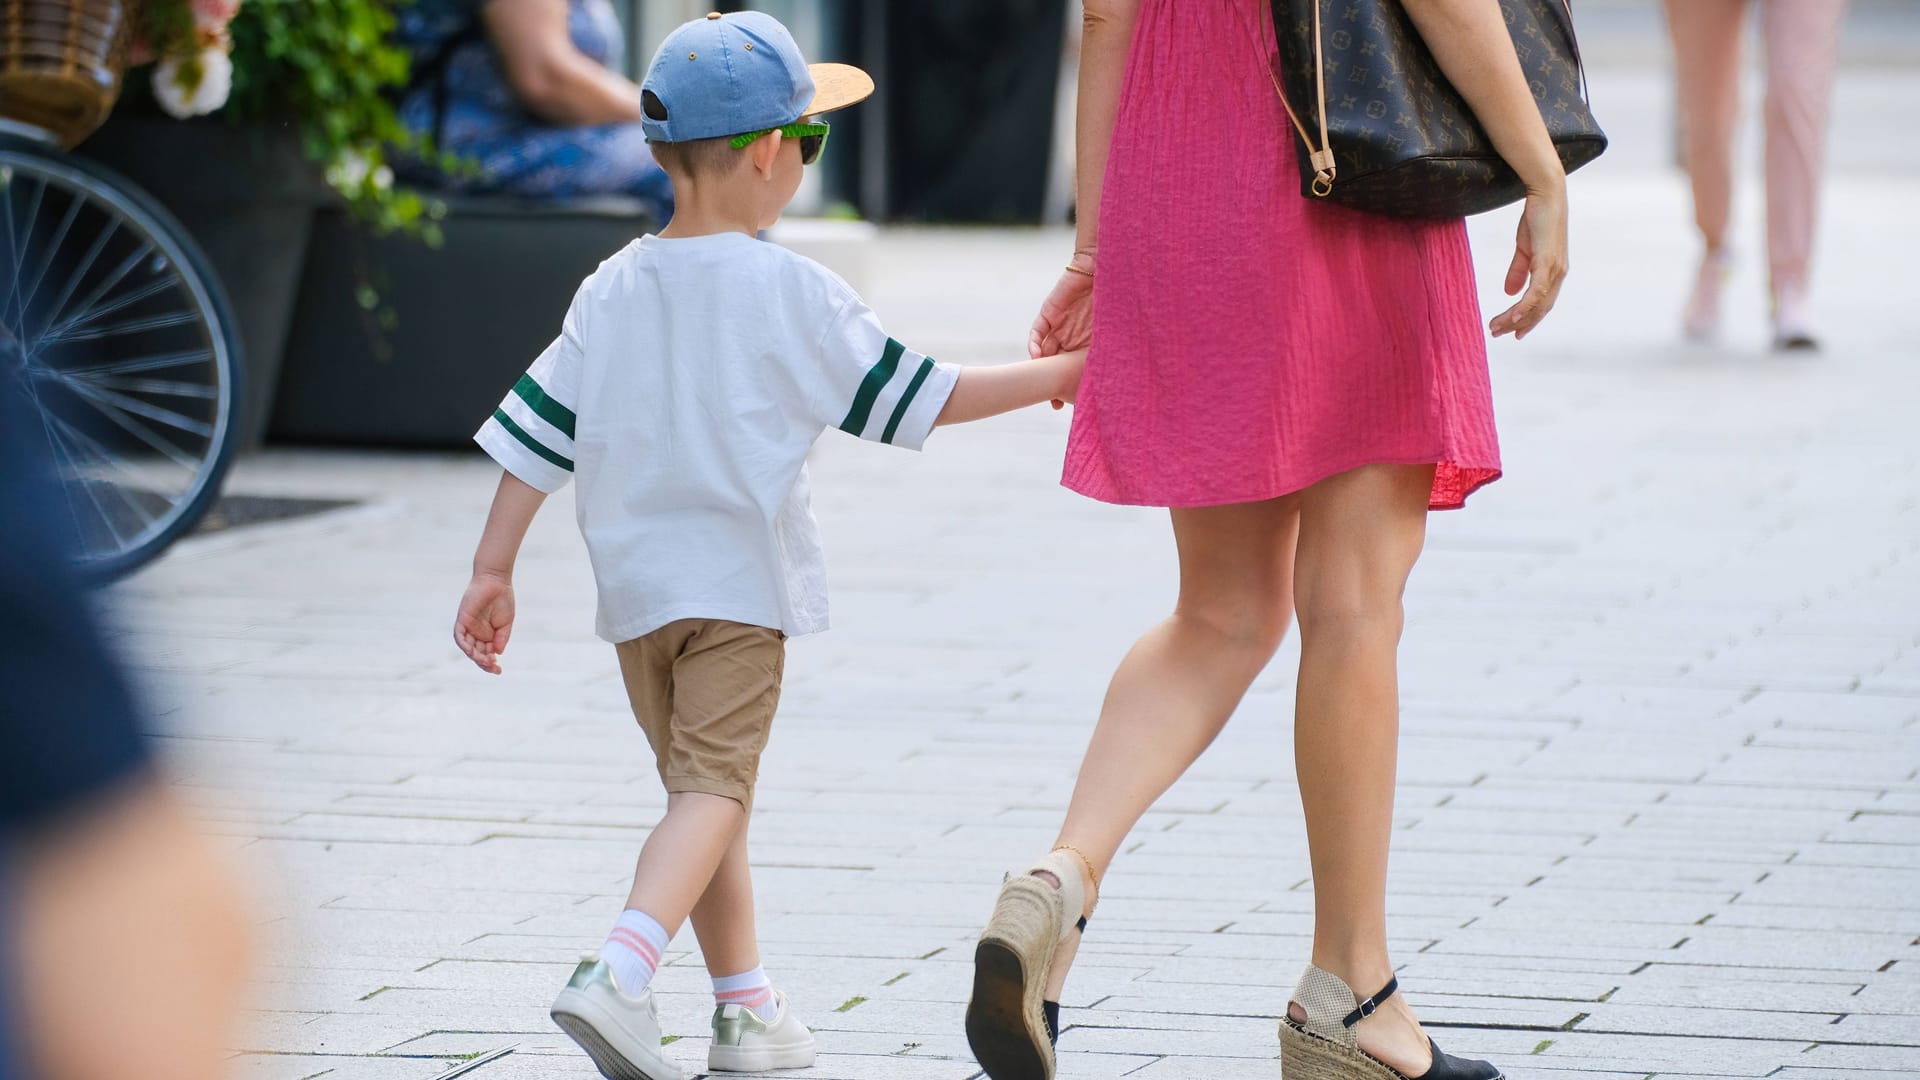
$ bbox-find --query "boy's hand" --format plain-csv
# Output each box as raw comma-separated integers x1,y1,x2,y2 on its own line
454,572,516,675
1050,348,1087,410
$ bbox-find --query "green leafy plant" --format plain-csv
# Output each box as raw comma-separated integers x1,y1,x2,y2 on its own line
220,0,449,242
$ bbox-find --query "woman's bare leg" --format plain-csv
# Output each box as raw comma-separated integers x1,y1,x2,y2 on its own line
1664,0,1751,254
1287,463,1436,1075
1042,495,1301,996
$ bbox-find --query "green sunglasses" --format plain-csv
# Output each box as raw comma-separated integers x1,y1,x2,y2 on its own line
730,121,830,166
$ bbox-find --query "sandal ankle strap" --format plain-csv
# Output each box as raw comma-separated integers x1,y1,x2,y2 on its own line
1341,975,1397,1029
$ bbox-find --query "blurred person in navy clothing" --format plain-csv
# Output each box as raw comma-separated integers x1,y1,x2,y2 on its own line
0,325,250,1080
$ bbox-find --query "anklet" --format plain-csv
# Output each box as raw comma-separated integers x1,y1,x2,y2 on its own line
1051,844,1101,915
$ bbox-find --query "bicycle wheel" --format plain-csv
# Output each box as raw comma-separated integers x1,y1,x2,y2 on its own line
0,136,242,581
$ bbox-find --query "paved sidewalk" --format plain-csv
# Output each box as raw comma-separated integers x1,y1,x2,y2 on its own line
114,64,1918,1080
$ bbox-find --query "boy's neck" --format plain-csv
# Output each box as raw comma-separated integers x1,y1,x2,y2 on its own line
656,189,764,240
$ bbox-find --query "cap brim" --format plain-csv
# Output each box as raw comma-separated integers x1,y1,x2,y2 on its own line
805,63,874,116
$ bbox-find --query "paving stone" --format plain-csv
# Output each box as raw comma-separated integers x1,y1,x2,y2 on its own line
106,58,1920,1080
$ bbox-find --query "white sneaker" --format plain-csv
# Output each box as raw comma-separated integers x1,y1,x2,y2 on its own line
1683,248,1733,342
550,955,687,1080
1772,281,1820,351
707,991,817,1072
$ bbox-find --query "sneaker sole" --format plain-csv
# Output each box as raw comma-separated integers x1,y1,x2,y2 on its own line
551,992,684,1080
966,937,1050,1080
708,1036,817,1072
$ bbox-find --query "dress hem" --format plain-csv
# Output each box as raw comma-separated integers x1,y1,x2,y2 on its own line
1061,454,1502,513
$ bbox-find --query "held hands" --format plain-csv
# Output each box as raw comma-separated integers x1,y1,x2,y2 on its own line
454,571,516,675
1489,182,1569,339
1030,251,1096,360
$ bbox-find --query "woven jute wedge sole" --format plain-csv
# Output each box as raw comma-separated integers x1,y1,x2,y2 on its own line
967,874,1061,1080
1281,1018,1410,1080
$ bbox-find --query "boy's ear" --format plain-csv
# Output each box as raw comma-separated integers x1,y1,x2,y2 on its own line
750,128,784,178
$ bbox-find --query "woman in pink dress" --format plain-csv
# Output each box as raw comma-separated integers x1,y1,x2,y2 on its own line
965,1,1570,1079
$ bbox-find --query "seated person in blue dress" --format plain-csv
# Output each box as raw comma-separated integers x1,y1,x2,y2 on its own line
394,0,674,217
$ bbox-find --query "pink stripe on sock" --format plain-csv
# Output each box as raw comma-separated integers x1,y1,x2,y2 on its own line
607,928,659,965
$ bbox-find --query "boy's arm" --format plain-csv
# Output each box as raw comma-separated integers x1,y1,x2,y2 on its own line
455,471,548,675
935,350,1085,427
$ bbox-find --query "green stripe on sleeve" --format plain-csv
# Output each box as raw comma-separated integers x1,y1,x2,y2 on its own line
511,374,577,439
838,338,906,437
492,408,574,471
880,357,937,445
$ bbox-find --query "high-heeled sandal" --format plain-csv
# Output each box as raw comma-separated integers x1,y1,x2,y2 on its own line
966,848,1095,1080
1038,910,1087,1049
1282,964,1503,1080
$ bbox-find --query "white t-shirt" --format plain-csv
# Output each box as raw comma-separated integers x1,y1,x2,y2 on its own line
475,232,959,643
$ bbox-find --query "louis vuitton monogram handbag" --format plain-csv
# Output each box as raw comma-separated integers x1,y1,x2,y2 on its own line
1267,0,1608,217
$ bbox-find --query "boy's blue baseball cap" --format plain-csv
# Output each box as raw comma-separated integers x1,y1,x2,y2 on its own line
640,11,874,144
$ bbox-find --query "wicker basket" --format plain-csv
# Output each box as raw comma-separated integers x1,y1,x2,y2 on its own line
1,0,136,147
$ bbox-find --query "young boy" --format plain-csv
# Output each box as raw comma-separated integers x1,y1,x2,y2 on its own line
451,11,1083,1080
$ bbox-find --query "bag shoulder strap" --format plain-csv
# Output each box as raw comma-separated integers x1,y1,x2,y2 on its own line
1260,2,1336,195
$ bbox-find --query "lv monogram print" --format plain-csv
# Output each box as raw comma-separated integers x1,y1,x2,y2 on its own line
1271,0,1608,218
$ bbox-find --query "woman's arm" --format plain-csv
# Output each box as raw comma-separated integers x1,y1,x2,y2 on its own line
1030,0,1140,357
1401,0,1570,338
1072,0,1140,265
482,0,644,126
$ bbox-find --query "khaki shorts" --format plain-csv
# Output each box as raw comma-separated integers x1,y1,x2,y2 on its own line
615,619,785,806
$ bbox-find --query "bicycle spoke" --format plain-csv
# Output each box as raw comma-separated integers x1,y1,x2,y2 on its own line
50,309,202,342
39,241,160,345
73,374,220,400
60,380,207,471
12,176,47,329
48,412,172,535
2,152,235,573
1,171,23,327
50,348,214,377
40,413,134,549
30,209,117,351
64,377,214,442
19,184,82,319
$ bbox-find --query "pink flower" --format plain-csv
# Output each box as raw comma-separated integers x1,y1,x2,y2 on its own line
192,0,242,30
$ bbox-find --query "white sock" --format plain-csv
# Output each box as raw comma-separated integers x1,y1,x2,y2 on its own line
712,965,777,1018
601,909,669,995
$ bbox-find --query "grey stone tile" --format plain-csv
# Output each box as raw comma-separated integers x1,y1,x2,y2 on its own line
111,130,1920,1080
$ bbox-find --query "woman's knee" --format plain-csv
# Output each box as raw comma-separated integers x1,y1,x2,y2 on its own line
1173,592,1291,661
1293,580,1406,646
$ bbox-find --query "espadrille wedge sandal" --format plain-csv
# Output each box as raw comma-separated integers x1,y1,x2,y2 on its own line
1281,964,1503,1080
966,849,1093,1080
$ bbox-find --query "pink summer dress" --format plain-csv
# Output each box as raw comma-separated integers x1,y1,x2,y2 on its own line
1061,0,1501,511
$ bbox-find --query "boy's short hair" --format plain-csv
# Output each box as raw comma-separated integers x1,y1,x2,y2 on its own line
645,89,749,180
649,136,747,181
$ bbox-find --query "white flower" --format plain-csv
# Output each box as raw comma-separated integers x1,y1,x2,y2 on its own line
327,150,372,189
153,47,234,119
372,165,394,190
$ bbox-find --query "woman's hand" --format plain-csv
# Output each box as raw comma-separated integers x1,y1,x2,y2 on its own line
1489,183,1569,340
1030,252,1096,359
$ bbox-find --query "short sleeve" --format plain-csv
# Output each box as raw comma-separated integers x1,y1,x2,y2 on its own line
811,296,959,452
474,286,586,493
